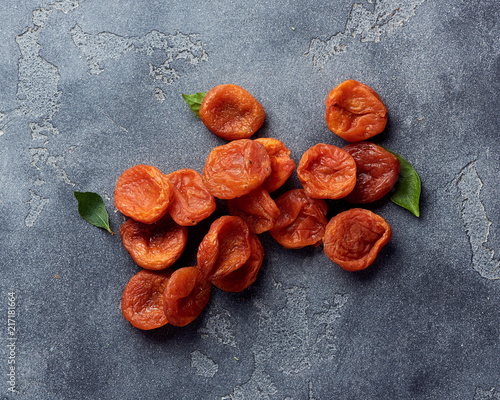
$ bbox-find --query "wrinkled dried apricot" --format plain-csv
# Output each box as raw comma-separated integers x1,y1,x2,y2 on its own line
325,80,387,142
119,214,188,270
199,84,265,141
211,233,264,292
297,143,357,199
202,139,271,199
270,189,328,249
114,164,173,224
323,208,392,271
197,216,252,281
343,142,400,203
121,269,173,330
254,138,296,192
162,267,212,327
166,168,216,226
227,187,280,234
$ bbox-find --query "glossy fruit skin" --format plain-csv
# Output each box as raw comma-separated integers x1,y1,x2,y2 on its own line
166,168,216,226
162,267,211,327
270,189,328,249
121,269,173,330
323,208,392,271
297,143,357,200
227,187,280,234
343,141,400,203
202,139,271,199
254,138,296,192
119,215,188,270
325,80,387,142
211,233,264,292
114,164,173,224
197,216,252,281
199,84,265,141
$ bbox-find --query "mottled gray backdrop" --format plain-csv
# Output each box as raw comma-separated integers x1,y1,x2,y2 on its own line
0,0,499,399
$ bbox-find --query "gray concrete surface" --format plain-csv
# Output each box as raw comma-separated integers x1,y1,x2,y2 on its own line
0,0,498,399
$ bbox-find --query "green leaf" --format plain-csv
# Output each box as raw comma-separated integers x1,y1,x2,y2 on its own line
74,191,114,234
182,92,206,118
384,149,421,217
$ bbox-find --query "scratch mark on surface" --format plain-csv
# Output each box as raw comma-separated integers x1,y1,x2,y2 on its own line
456,161,500,280
190,350,219,378
101,112,129,133
70,25,208,89
306,0,427,68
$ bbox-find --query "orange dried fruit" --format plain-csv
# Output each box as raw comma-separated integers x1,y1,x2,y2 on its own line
166,168,216,226
202,139,271,199
119,215,188,270
325,79,387,142
162,267,212,327
323,208,392,271
197,215,252,281
297,143,357,199
342,141,400,203
227,187,280,234
211,233,264,292
199,84,265,141
270,189,328,249
255,137,296,192
114,164,172,224
121,269,173,330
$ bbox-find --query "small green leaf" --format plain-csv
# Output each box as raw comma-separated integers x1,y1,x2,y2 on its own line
74,191,114,234
384,149,421,217
182,92,206,118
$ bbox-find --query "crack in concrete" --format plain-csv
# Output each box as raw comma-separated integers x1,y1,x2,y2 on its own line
305,0,427,69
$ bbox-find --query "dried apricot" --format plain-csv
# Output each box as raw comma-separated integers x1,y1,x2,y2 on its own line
270,189,328,249
166,168,216,226
325,80,387,142
202,139,271,199
114,164,173,224
211,233,264,292
227,187,280,234
162,267,212,327
121,269,172,330
199,84,265,141
297,143,357,199
119,215,188,270
255,138,296,192
197,216,252,281
323,208,392,271
343,142,400,203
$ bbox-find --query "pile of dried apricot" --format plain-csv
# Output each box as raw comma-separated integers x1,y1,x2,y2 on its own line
117,80,405,330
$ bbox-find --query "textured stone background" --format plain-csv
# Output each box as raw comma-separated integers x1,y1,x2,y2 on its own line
0,0,499,399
